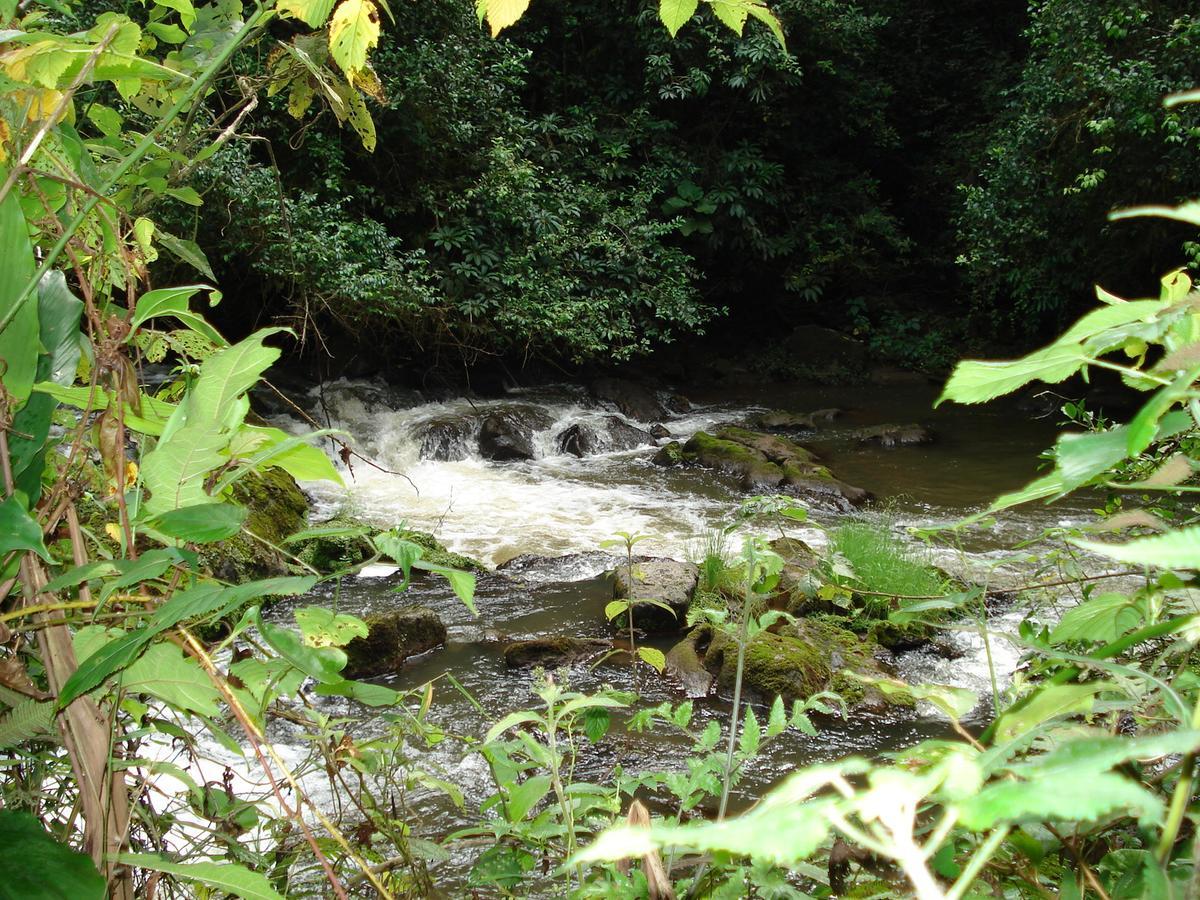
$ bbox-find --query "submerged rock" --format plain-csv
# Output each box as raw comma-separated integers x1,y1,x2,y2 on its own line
851,424,934,448
416,415,476,461
665,630,714,698
748,410,815,431
612,558,699,634
590,377,669,423
497,551,620,584
478,405,554,461
343,606,447,679
502,636,608,668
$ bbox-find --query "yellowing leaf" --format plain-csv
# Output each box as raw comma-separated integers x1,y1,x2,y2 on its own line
708,0,748,34
278,0,337,27
328,0,380,78
481,0,531,36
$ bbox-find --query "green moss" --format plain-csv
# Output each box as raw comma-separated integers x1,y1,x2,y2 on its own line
292,515,374,574
705,628,830,703
393,529,488,572
868,619,933,651
652,440,685,466
829,671,866,706
682,432,784,487
198,468,308,583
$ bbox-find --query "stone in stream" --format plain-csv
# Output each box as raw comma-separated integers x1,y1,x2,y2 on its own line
665,630,714,698
415,414,476,461
502,637,609,668
851,423,934,448
497,551,621,584
749,408,844,431
611,558,699,635
589,377,670,423
659,428,869,510
478,405,554,461
649,423,671,439
342,606,447,679
555,416,656,457
698,619,911,712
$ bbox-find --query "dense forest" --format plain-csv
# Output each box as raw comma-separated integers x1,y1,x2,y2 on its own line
5,0,1200,898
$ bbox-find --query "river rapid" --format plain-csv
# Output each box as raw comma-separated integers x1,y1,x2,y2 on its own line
245,374,1103,886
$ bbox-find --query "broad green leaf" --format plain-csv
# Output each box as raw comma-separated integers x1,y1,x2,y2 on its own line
506,774,552,821
936,343,1085,406
59,627,153,708
1166,88,1200,107
480,0,531,36
224,425,343,486
31,382,175,436
746,2,785,47
128,284,224,345
414,560,477,614
1016,731,1200,780
992,682,1111,742
559,694,628,718
9,271,84,500
659,0,698,36
582,707,610,743
118,639,221,715
0,811,105,900
956,772,1162,831
314,679,401,706
375,532,423,588
708,0,747,33
148,583,229,630
294,606,368,647
1055,427,1131,490
1059,299,1168,343
1050,593,1146,645
637,646,666,673
1110,202,1200,227
485,709,542,744
1074,528,1200,570
604,600,629,620
0,164,39,403
144,501,247,543
255,610,346,683
116,854,284,900
154,230,216,281
329,0,379,77
0,493,51,561
278,0,336,26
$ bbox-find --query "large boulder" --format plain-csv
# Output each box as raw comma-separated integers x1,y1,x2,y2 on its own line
590,377,669,423
291,515,374,574
202,468,309,582
415,415,476,461
478,405,554,461
612,558,699,634
502,637,608,668
852,424,934,448
343,606,447,679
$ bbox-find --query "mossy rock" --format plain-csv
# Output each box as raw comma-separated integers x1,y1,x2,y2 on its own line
343,606,447,679
680,431,785,491
716,425,821,467
868,618,934,652
747,410,815,431
701,617,908,710
201,468,309,583
665,630,715,698
652,440,686,466
292,515,375,574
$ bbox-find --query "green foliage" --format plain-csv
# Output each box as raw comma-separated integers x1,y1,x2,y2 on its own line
827,518,948,608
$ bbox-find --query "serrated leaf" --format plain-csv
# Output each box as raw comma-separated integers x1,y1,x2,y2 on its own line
506,774,552,821
637,646,666,673
708,0,748,33
956,772,1162,831
659,0,698,36
480,0,531,36
992,682,1111,742
746,2,785,47
739,706,760,756
329,0,380,77
766,694,786,737
116,854,284,900
582,707,610,743
1050,593,1146,645
1074,528,1200,569
277,0,336,27
937,343,1086,406
294,606,368,647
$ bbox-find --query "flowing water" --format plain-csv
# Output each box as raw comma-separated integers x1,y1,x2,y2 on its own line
249,375,1105,885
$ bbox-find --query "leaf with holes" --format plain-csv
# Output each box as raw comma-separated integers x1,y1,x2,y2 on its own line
295,606,368,648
